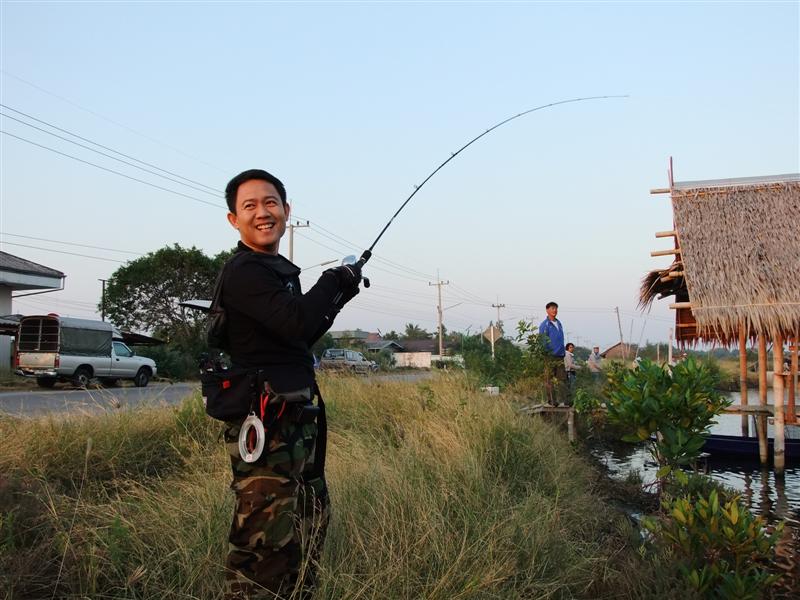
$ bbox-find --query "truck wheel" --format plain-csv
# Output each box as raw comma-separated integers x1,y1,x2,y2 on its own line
36,377,57,389
133,368,150,387
72,367,92,388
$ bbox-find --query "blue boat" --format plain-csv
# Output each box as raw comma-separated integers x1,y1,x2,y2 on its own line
702,431,800,463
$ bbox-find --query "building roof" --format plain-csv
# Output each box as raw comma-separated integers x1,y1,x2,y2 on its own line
0,251,64,278
366,340,404,351
398,339,438,353
641,174,800,344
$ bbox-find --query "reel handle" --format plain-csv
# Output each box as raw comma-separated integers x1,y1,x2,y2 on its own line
356,250,372,288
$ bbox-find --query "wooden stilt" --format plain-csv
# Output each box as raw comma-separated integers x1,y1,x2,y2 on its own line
739,326,749,437
567,408,575,443
757,335,769,465
773,334,785,475
788,334,797,424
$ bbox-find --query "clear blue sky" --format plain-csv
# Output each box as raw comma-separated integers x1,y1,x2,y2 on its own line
1,1,798,349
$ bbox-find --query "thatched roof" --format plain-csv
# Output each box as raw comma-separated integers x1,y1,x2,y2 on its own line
643,174,800,343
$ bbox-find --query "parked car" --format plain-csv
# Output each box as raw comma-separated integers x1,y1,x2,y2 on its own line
319,348,374,374
14,315,157,388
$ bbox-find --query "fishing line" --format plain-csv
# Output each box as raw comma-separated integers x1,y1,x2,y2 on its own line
354,94,629,269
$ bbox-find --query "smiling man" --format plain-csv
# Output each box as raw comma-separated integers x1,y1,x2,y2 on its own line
217,169,361,599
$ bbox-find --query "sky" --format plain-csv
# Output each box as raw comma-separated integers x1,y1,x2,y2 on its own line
1,0,798,350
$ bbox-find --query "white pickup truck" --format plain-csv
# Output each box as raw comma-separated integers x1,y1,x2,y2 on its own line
15,315,157,388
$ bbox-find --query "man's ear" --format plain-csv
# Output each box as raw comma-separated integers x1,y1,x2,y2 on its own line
284,202,291,220
227,212,238,229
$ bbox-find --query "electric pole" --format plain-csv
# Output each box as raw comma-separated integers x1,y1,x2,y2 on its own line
98,279,107,321
287,219,310,263
492,300,505,331
429,272,449,358
614,306,626,361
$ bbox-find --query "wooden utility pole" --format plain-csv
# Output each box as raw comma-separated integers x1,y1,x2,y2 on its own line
287,219,310,262
739,325,749,437
773,335,786,475
615,307,626,361
757,335,769,465
98,279,107,322
429,274,449,358
668,328,674,365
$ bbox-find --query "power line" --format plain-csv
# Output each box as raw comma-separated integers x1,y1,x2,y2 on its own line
1,69,230,175
1,241,126,263
1,106,221,196
0,232,143,256
1,130,224,209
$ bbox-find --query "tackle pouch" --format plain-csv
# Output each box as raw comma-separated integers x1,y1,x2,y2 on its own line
201,368,257,421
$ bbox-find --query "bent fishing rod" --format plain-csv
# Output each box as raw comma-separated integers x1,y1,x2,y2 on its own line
350,94,628,278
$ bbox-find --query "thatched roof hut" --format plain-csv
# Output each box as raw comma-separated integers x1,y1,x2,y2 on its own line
641,173,800,345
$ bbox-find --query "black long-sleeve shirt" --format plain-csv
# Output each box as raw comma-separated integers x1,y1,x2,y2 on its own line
222,242,340,392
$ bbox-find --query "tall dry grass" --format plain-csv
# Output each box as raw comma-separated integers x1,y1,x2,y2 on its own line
0,373,683,599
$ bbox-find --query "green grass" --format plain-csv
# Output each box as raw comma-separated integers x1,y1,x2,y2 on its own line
0,373,687,599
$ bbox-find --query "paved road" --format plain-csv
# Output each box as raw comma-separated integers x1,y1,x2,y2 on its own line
0,371,433,418
0,383,198,417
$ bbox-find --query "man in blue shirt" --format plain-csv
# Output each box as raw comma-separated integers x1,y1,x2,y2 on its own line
539,301,566,405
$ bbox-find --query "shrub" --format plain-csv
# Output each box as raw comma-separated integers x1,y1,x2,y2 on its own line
605,358,729,484
643,489,783,598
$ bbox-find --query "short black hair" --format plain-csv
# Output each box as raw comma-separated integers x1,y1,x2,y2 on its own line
545,301,558,309
225,169,287,213
566,342,575,351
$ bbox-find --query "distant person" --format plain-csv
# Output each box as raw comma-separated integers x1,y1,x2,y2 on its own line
539,301,566,405
564,342,577,397
587,346,603,382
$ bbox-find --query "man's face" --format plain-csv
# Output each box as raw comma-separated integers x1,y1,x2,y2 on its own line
546,305,558,320
227,179,289,255
593,347,599,354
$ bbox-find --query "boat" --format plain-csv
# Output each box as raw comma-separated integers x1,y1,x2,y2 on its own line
702,432,800,463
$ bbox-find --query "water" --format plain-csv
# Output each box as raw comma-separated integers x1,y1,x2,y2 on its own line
594,410,800,525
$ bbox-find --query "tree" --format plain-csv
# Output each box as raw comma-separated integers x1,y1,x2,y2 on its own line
402,323,431,340
383,330,400,341
103,244,230,351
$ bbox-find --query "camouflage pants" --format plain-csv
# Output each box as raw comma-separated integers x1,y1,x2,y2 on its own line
223,408,329,600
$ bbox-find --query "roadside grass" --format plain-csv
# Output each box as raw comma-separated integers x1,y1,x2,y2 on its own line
1,373,686,599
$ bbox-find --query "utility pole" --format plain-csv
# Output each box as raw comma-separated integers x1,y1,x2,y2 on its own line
429,272,449,358
287,219,310,263
667,328,674,365
492,300,505,331
614,307,626,362
98,279,107,321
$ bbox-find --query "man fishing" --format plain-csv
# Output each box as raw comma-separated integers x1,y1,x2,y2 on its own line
216,169,361,599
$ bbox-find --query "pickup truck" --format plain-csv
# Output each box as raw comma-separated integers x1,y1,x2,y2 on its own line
319,348,377,374
14,315,157,388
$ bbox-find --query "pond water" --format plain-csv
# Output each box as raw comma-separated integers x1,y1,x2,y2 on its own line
593,399,800,526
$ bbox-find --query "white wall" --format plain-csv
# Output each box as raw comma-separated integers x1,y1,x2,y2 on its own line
394,352,432,368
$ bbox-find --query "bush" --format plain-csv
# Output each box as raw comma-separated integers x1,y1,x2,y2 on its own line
605,358,729,483
643,489,783,598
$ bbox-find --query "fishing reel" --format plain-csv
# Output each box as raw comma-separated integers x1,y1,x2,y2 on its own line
341,252,371,288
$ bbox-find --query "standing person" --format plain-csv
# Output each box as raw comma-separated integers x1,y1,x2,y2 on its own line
539,301,566,405
564,342,577,396
587,345,603,383
215,169,361,599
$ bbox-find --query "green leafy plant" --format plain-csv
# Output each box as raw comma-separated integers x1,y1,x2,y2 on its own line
643,490,783,598
605,358,729,484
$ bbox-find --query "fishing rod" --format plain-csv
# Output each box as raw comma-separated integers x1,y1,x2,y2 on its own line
351,94,629,277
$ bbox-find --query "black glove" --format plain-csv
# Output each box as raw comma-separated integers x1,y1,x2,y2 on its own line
326,263,362,289
324,264,362,309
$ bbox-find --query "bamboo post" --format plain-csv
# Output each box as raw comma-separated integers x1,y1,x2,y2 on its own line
739,326,749,437
757,335,769,465
567,408,575,443
788,334,797,424
773,334,785,475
